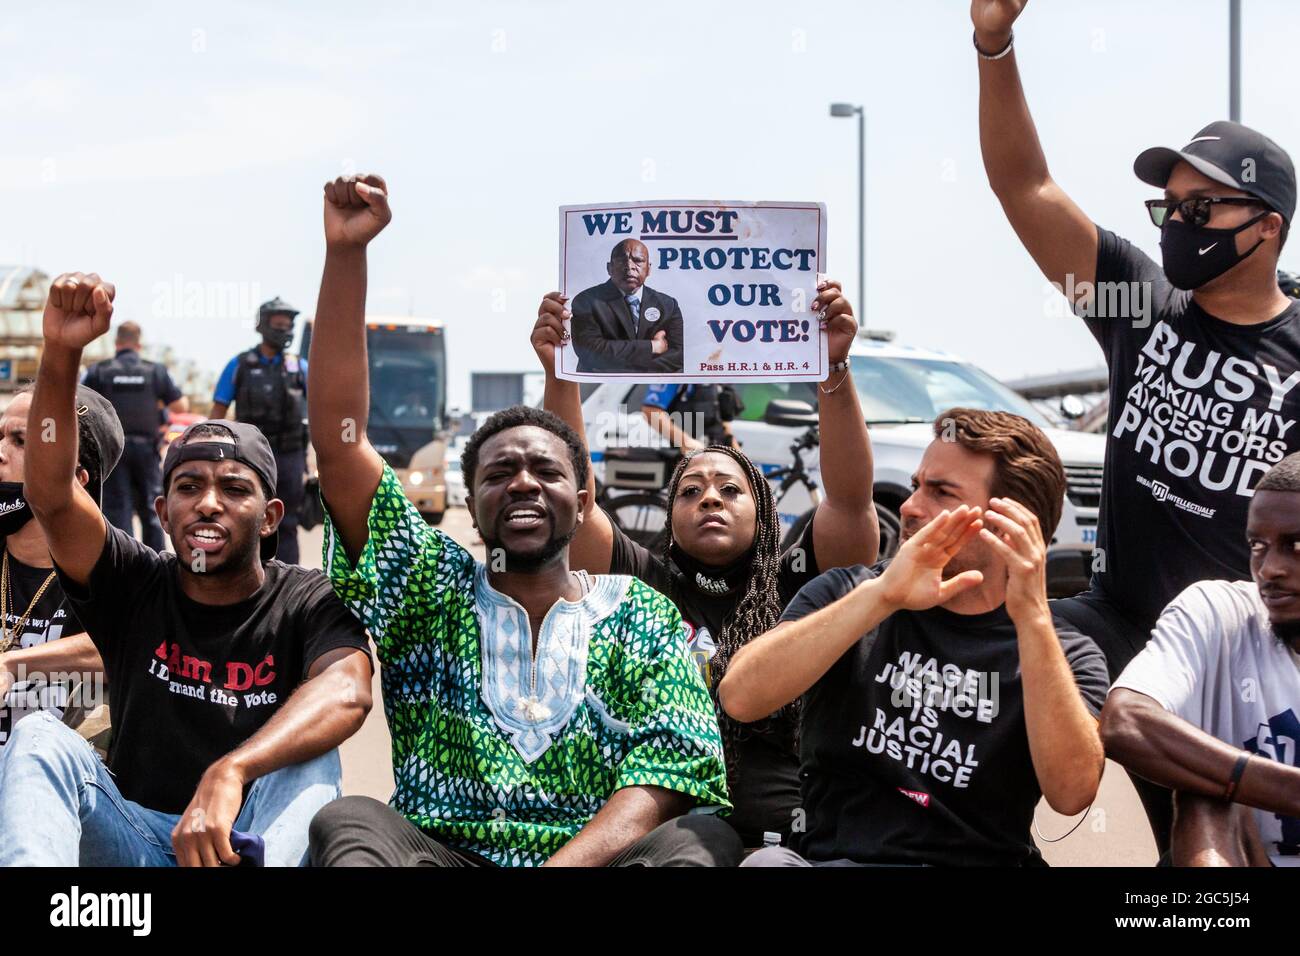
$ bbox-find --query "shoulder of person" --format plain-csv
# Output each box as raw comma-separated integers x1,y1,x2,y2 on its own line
644,285,678,309
790,562,877,609
1166,578,1260,626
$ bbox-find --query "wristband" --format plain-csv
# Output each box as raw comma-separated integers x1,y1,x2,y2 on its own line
827,357,851,374
1223,752,1252,802
974,29,1014,60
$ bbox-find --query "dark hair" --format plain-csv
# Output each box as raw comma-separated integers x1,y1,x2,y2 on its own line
460,405,588,492
660,444,792,764
933,407,1066,536
14,383,101,492
1257,452,1300,493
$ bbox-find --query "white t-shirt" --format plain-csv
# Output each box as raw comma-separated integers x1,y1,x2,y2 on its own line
1114,579,1300,865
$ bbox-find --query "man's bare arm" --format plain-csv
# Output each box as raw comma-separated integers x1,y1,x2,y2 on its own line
721,508,985,722
171,647,373,866
0,635,102,699
308,174,392,563
208,401,229,420
1103,688,1300,820
543,785,687,867
27,273,114,587
532,293,615,574
973,0,1097,298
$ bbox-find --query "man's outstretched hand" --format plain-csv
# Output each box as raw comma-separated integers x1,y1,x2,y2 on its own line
875,505,985,612
323,173,392,249
971,0,1026,49
43,272,114,351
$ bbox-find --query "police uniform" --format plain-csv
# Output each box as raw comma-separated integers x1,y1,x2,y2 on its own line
82,348,182,550
641,383,740,447
213,348,308,564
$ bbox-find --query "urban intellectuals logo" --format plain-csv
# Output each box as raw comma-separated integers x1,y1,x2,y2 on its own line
1151,480,1169,502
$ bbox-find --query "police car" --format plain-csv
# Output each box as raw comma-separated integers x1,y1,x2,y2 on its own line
581,336,1106,598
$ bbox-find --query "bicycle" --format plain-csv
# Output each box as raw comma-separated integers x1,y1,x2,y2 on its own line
760,401,901,559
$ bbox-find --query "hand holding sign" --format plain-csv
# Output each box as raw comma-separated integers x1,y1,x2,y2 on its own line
43,272,115,351
813,279,856,366
532,292,571,377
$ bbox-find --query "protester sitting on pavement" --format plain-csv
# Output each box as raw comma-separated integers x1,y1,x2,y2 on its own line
0,384,122,749
306,175,736,868
1102,452,1300,867
973,0,1300,852
722,410,1108,866
0,272,374,867
532,282,878,848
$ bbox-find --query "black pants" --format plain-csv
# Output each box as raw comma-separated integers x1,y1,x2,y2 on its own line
309,796,744,867
1050,585,1174,857
103,434,165,551
272,447,305,565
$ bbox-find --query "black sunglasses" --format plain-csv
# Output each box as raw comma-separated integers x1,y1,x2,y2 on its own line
1145,196,1265,228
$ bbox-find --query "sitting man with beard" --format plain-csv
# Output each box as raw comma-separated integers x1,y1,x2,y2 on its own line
306,173,735,867
1103,452,1300,867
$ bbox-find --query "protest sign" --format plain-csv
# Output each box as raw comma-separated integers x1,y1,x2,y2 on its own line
555,201,828,383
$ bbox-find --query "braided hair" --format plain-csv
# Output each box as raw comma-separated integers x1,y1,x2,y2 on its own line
660,444,797,764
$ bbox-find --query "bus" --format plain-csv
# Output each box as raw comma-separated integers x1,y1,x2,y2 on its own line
300,315,449,524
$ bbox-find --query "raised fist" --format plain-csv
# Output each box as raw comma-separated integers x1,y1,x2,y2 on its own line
43,272,114,351
971,0,1026,48
323,173,392,249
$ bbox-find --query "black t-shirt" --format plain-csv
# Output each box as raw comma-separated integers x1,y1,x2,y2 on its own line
55,525,372,813
784,564,1109,866
0,550,85,747
1087,226,1300,625
607,512,819,844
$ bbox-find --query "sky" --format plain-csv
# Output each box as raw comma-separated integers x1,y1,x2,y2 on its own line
4,0,1299,409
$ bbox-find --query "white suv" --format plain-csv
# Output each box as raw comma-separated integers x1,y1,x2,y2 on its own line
581,337,1105,598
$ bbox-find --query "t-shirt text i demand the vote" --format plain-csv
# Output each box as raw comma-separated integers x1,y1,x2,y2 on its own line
1084,226,1300,624
55,525,371,814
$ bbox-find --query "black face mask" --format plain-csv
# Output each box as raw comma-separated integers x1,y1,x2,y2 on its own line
263,327,293,351
0,482,34,536
1159,211,1268,291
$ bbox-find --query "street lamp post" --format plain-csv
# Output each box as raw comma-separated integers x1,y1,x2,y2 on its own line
830,102,865,328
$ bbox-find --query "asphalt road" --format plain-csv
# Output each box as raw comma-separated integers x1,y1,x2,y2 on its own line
298,507,1157,866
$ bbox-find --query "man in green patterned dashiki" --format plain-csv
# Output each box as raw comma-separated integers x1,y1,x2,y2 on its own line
304,173,739,867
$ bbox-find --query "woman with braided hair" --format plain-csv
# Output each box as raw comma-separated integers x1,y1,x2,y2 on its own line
533,279,879,848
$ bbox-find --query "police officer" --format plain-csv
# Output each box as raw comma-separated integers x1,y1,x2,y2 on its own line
82,321,187,550
639,383,743,451
210,296,308,564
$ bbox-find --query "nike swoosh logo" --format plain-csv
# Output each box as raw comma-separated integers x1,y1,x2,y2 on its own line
1199,243,1218,255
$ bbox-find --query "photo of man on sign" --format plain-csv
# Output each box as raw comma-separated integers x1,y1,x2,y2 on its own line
571,238,684,373
556,201,828,384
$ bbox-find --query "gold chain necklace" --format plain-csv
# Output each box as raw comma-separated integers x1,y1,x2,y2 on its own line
0,548,57,654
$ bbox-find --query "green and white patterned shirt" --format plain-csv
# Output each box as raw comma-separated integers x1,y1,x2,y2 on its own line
323,464,730,866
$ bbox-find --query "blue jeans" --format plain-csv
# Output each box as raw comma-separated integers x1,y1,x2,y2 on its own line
0,711,341,867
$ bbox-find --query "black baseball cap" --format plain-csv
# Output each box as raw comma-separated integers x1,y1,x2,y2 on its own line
1134,120,1296,223
161,420,280,561
74,385,124,507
